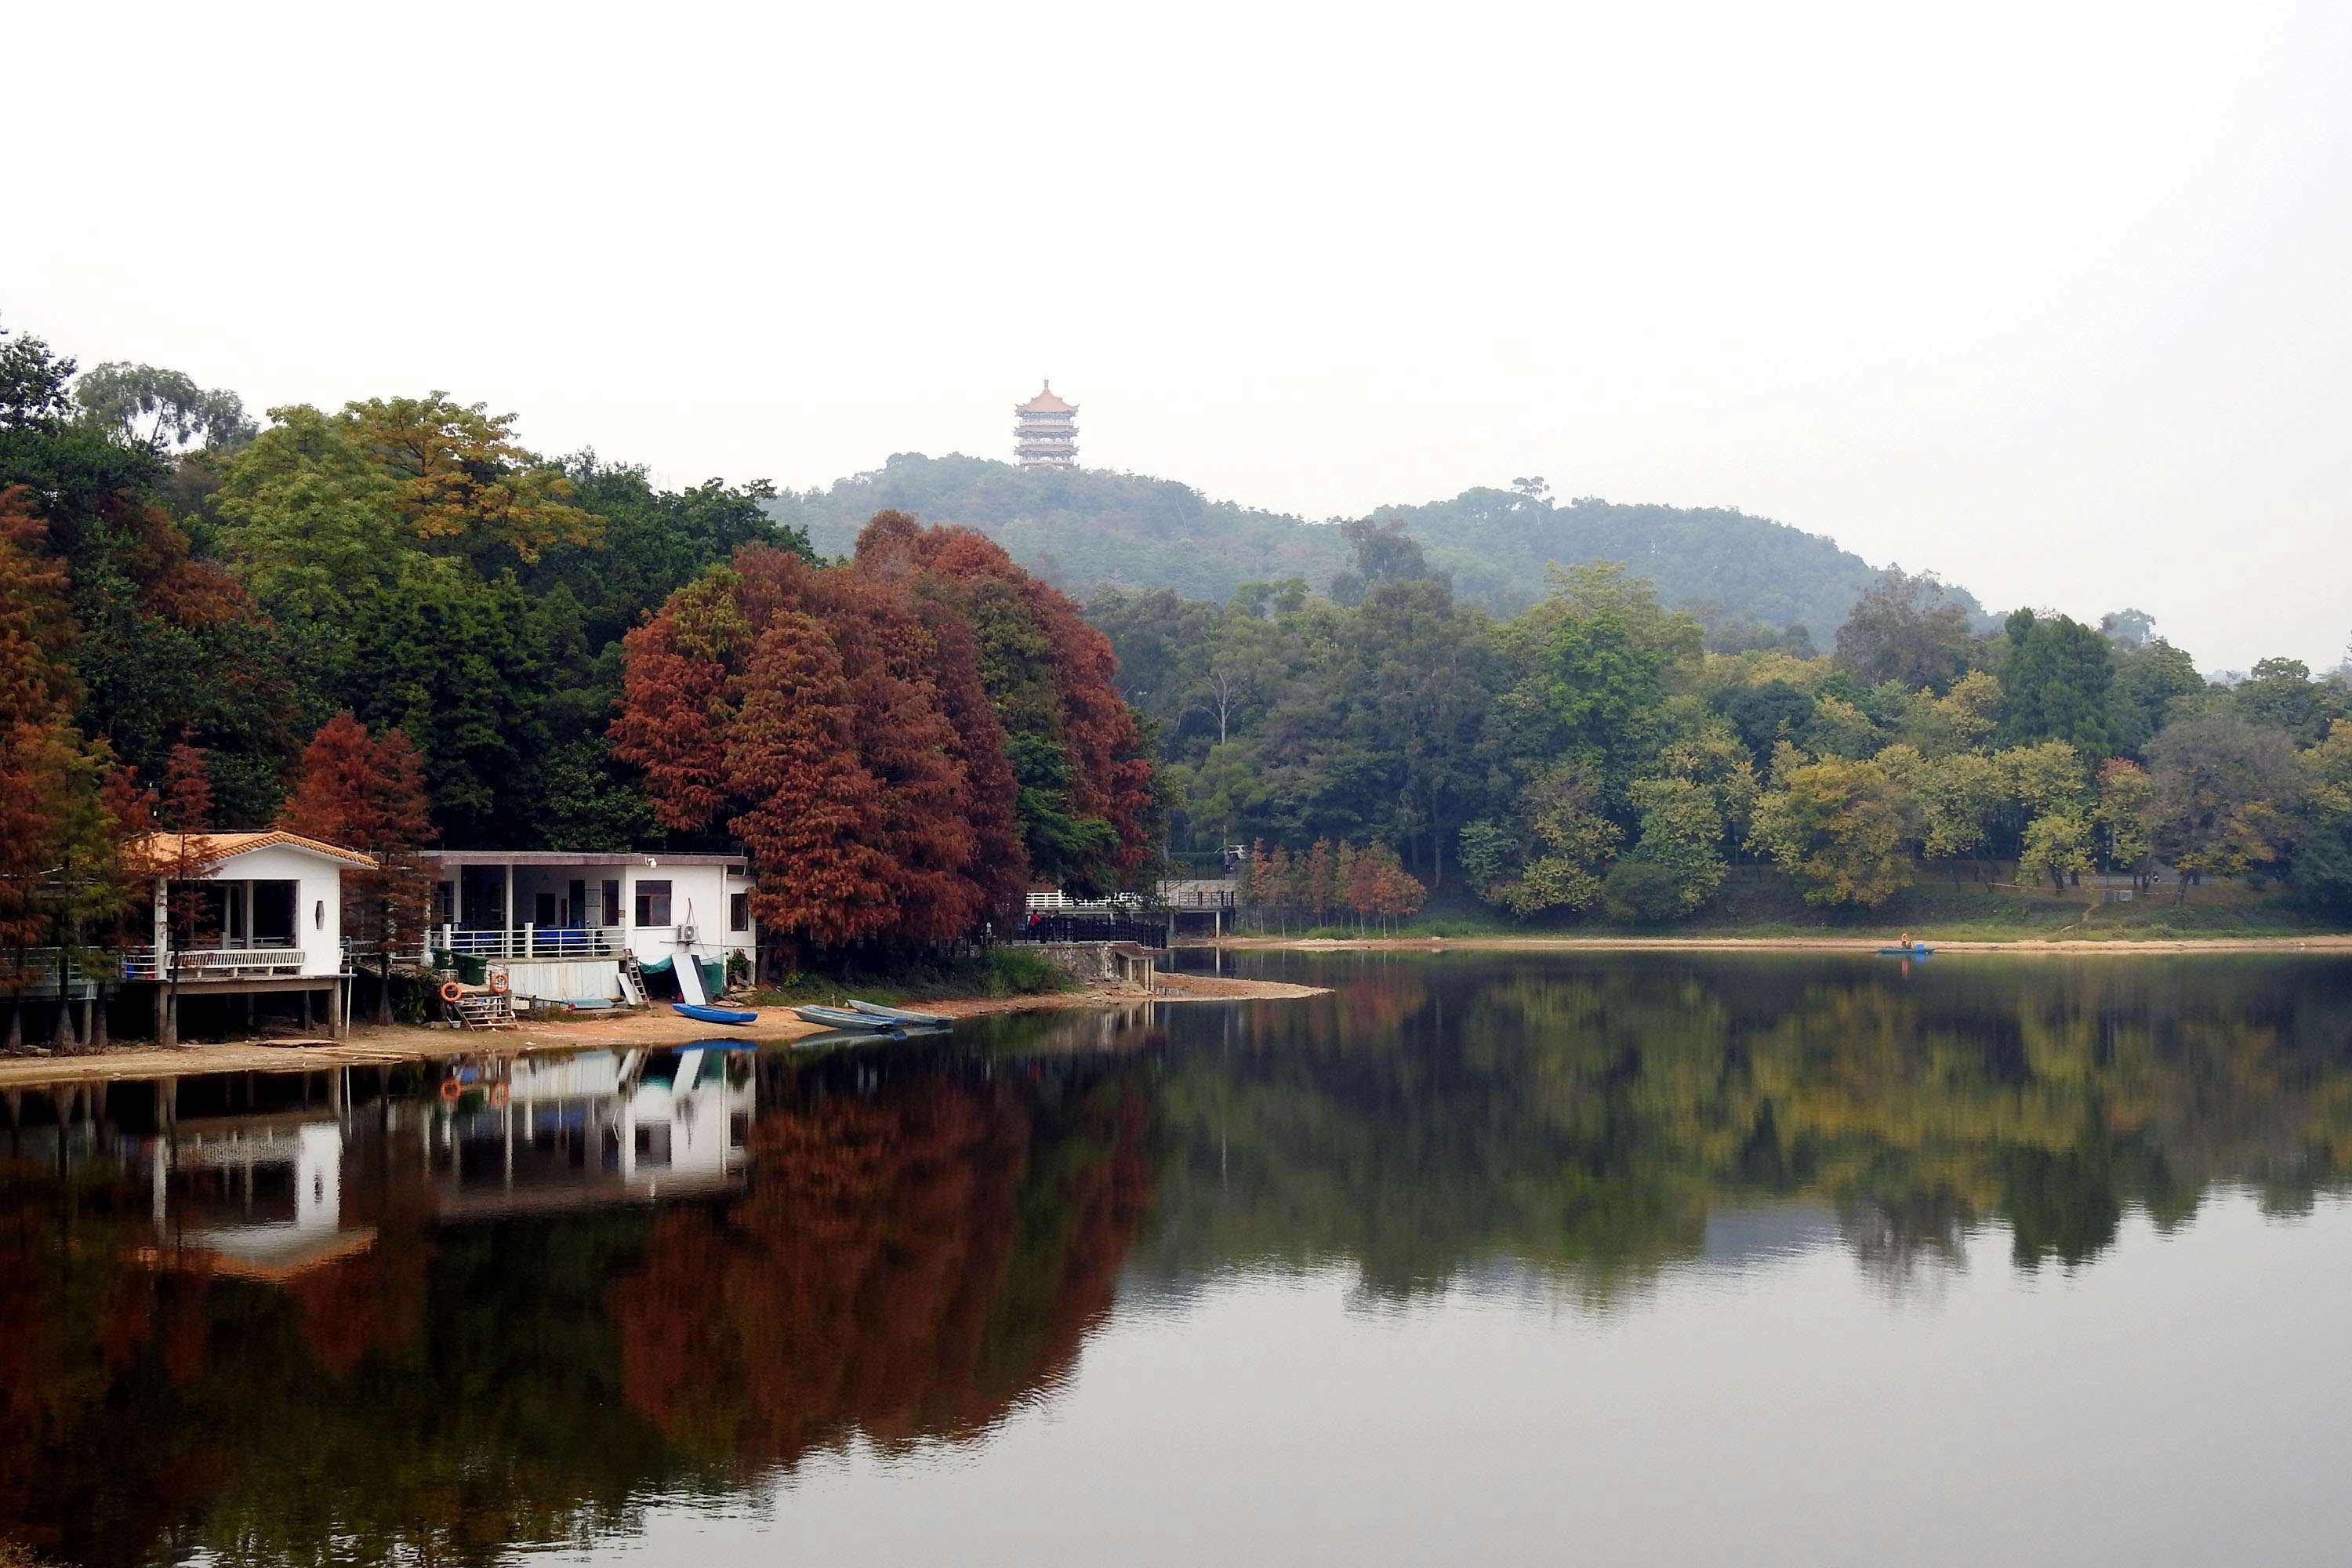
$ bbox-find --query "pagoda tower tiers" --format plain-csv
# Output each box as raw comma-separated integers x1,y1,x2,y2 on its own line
1014,380,1078,469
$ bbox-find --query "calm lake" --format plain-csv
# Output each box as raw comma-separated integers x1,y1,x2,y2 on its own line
6,951,2352,1566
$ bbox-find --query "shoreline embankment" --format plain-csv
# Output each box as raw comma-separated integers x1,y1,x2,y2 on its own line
1194,934,2352,956
0,971,1325,1089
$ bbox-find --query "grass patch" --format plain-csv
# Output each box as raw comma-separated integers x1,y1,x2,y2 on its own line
742,946,1076,1008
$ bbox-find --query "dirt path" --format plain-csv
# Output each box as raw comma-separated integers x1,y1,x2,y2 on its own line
0,975,1323,1088
1199,935,2352,956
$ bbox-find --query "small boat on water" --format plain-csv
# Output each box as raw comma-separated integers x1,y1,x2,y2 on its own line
673,1002,758,1026
1878,945,1934,957
792,1004,904,1033
848,999,953,1027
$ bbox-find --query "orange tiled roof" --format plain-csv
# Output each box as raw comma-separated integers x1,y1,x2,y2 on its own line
1017,381,1076,414
130,830,378,870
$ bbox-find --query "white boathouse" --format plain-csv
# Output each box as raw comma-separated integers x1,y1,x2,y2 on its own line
131,829,375,1042
420,850,757,1004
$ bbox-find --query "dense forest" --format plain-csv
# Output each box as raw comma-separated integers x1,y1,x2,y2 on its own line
0,321,1149,1036
1091,522,2352,920
768,453,1976,637
5,303,2350,1047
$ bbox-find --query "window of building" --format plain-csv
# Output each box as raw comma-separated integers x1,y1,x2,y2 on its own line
635,880,673,927
730,892,750,932
601,880,621,927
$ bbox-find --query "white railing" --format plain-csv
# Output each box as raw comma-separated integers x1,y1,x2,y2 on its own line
119,942,308,981
436,924,626,961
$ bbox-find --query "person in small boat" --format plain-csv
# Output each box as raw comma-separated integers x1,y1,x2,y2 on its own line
1900,931,1913,951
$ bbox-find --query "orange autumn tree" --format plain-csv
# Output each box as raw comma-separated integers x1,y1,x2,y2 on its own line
279,713,436,1024
867,516,1153,891
615,514,1154,967
0,488,81,1050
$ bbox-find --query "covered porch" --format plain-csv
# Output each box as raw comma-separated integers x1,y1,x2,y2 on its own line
428,857,639,960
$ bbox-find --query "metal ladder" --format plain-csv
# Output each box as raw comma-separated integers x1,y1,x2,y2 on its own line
617,953,648,1007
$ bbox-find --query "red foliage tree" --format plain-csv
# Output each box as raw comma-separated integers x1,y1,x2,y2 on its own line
723,612,897,950
609,569,747,834
0,491,82,1048
882,519,1155,880
808,568,982,946
280,713,437,1024
914,597,1030,927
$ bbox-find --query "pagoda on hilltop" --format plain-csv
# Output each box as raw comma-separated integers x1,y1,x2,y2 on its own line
1014,381,1078,470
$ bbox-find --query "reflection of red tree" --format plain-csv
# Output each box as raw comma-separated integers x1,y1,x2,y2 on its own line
611,1075,1153,1472
288,1234,429,1377
0,1177,224,1555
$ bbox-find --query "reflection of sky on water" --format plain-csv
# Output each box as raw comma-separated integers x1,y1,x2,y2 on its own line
713,1192,2352,1568
6,952,2352,1568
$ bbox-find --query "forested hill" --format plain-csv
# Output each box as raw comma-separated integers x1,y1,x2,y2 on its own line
768,453,1985,633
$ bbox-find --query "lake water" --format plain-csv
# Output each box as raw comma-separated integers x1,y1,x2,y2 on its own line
5,951,2352,1566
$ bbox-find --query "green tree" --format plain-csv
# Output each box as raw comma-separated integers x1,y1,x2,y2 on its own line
1833,567,1979,691
2093,760,2156,891
2018,811,2094,893
1912,750,2005,884
72,361,256,452
1617,776,1726,916
1999,609,2118,754
1748,757,1913,907
1494,562,1702,799
1475,763,1622,916
2145,713,2304,903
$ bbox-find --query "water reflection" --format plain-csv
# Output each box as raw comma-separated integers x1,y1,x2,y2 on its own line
0,954,2348,1566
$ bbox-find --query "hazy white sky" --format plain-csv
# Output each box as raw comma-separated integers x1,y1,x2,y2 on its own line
14,0,2349,670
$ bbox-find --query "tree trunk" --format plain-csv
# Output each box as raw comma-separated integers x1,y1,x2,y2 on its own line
4,1003,19,1054
52,996,76,1052
89,989,108,1051
376,957,394,1026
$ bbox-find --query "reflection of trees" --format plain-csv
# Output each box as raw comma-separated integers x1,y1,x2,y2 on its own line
1141,955,2352,1301
0,1050,1156,1568
611,1070,1152,1472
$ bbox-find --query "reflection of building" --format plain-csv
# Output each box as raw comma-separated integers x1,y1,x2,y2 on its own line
107,1047,756,1280
420,851,757,1005
425,1048,755,1218
142,1114,378,1280
1014,382,1078,469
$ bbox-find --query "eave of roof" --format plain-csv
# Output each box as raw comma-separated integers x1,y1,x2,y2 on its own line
421,850,749,869
131,830,378,870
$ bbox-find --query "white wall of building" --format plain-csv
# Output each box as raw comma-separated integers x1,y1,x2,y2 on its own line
193,844,349,979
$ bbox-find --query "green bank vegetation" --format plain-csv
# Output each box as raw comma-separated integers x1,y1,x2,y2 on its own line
1097,527,2352,932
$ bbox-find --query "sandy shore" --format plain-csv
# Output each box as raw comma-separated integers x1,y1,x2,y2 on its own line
1201,934,2352,956
0,972,1325,1088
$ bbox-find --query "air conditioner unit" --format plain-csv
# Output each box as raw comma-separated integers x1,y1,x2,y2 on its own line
677,924,698,946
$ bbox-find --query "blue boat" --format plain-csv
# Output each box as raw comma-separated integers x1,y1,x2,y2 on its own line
1878,945,1934,957
672,1002,758,1026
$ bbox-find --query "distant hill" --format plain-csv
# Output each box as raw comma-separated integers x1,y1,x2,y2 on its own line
768,453,1983,633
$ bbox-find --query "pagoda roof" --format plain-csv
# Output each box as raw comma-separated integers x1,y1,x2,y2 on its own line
1017,381,1076,414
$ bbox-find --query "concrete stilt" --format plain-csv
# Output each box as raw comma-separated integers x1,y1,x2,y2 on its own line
328,982,345,1040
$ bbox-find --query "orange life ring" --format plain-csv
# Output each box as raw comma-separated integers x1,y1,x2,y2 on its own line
439,1076,462,1102
438,980,463,1004
488,1082,510,1108
488,971,510,996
